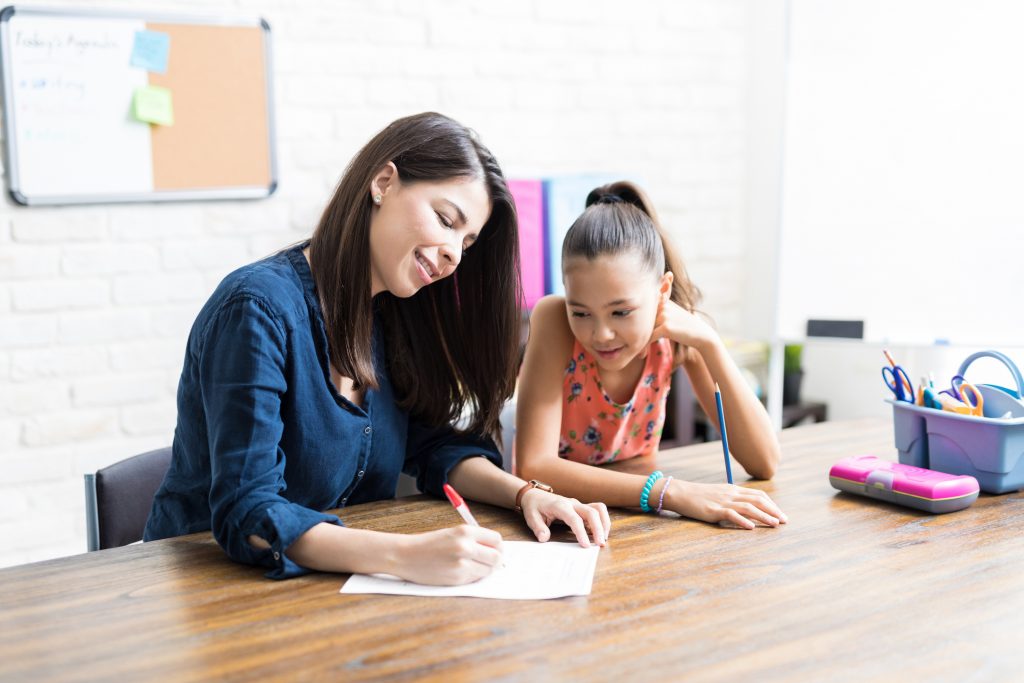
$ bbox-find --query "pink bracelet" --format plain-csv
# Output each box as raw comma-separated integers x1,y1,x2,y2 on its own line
655,475,674,514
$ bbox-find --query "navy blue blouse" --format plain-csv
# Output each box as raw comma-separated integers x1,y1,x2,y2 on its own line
144,244,501,579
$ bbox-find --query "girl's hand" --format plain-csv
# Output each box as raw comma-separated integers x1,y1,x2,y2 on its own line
519,489,610,548
665,479,788,529
395,525,504,586
650,299,716,350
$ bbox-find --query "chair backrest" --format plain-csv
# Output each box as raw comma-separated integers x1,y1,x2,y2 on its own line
84,446,172,551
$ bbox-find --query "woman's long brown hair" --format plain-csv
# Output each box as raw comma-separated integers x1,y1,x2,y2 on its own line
309,112,520,437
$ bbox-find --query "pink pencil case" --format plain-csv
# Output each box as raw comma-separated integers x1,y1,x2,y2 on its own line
829,455,980,513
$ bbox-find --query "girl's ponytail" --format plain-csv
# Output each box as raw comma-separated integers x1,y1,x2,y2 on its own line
577,180,702,315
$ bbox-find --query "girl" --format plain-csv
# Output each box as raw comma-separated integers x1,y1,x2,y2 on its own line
515,181,786,530
145,113,609,584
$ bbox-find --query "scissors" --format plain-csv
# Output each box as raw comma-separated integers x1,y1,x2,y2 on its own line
937,374,969,402
943,381,984,417
882,365,914,403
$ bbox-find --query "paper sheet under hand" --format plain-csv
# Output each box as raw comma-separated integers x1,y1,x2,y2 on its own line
339,541,600,600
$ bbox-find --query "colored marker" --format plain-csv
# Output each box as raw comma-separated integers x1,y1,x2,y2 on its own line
715,382,734,485
443,483,479,526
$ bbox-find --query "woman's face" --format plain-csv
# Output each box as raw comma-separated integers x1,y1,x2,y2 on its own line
368,164,491,298
563,252,666,373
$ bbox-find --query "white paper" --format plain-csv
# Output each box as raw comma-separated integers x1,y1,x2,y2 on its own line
339,541,600,600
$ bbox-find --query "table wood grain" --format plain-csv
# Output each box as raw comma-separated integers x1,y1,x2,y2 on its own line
1,418,1020,682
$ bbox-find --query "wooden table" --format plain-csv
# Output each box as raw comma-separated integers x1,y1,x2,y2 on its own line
2,419,1021,682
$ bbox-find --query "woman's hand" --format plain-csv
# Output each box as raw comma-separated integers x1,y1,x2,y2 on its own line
395,525,504,586
664,479,788,530
519,489,610,547
648,299,716,351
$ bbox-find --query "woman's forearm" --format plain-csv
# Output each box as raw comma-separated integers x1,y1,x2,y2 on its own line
279,515,509,585
517,455,653,508
446,455,523,508
447,454,631,509
280,523,408,574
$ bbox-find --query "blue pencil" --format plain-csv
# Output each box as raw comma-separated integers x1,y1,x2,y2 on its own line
715,383,734,484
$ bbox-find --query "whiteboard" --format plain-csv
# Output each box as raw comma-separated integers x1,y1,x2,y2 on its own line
0,6,276,205
6,15,153,197
778,0,1024,346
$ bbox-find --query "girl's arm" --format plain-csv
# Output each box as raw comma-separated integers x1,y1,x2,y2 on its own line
681,341,780,479
656,302,781,479
517,297,786,529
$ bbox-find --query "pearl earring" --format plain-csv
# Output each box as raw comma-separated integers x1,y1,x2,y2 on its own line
373,194,382,204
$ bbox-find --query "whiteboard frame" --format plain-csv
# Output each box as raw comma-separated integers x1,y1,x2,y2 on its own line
0,5,278,205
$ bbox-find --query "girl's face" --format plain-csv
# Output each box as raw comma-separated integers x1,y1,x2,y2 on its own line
368,164,491,298
563,252,668,373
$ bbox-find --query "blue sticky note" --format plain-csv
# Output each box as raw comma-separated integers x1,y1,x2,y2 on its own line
130,31,171,74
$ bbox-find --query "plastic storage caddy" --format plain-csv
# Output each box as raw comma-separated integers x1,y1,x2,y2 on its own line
889,350,1024,494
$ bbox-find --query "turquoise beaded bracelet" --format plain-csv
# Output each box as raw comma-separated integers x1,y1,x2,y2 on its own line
640,470,664,512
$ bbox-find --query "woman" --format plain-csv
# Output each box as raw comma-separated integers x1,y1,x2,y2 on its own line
145,112,609,583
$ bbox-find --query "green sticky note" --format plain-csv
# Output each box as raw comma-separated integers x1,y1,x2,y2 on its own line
132,85,174,126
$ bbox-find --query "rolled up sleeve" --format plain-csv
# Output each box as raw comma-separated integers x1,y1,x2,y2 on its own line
403,419,503,497
200,296,340,579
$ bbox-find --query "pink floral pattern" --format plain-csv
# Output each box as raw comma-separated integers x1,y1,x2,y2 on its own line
559,337,673,465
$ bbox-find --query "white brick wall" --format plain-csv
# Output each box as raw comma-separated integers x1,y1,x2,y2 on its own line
0,0,752,567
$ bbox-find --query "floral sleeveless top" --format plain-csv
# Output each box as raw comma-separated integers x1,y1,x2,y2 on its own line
559,337,674,465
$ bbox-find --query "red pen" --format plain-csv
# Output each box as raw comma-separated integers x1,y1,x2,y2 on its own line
443,483,479,526
443,483,505,568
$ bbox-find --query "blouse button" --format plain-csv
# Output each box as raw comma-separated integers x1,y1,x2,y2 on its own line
273,551,280,561
357,470,365,478
341,497,348,505
363,426,372,435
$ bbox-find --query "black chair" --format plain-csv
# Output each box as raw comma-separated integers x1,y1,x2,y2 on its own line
84,446,172,551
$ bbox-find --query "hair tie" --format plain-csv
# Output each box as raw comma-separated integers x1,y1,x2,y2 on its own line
597,193,623,204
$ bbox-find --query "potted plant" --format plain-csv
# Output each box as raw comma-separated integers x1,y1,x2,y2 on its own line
783,344,804,406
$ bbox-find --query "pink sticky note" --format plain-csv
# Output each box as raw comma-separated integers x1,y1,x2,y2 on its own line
508,179,545,309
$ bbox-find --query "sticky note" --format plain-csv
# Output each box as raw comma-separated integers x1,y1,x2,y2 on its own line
132,85,174,126
130,30,171,74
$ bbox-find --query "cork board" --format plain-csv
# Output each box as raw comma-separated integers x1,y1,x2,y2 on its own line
0,6,276,205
